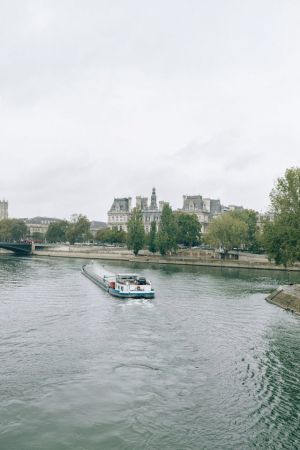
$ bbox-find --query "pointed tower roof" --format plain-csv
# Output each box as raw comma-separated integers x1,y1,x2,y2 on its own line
150,187,158,210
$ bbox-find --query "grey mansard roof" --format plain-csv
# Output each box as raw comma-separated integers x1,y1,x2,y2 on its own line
109,198,131,213
182,195,204,211
90,220,107,230
23,216,60,225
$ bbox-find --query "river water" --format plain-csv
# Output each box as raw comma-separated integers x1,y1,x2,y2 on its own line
0,255,300,450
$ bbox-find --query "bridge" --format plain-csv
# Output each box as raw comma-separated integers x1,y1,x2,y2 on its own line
0,242,33,255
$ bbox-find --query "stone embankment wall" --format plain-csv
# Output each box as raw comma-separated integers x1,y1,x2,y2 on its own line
266,285,300,314
31,245,300,272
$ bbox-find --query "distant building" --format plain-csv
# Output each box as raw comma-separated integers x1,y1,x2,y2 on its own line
107,197,133,232
23,217,60,236
22,216,107,239
182,195,204,211
108,190,244,234
180,195,222,233
108,188,165,232
89,220,107,238
0,200,8,220
226,205,244,212
204,198,222,215
142,188,164,233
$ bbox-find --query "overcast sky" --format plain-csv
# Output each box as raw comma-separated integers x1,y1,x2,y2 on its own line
1,0,299,221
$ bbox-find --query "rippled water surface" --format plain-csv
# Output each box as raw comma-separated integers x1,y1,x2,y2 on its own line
1,256,300,450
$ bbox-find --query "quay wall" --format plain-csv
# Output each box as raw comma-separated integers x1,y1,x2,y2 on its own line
31,245,300,272
266,285,300,314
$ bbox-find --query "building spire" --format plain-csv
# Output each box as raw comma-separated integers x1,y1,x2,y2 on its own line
150,187,157,209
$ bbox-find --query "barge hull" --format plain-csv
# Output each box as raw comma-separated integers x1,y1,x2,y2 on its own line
108,289,155,299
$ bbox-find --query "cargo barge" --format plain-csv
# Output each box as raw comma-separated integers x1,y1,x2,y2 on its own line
81,263,155,299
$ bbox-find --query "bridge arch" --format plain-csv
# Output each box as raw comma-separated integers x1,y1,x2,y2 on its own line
0,242,32,255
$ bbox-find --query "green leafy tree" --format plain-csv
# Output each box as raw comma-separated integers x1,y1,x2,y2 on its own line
262,218,290,266
10,220,28,241
31,232,44,241
0,219,27,241
0,219,12,241
262,167,300,266
148,221,157,253
95,228,127,244
66,215,91,244
127,208,145,256
204,213,248,252
230,209,260,252
46,220,69,243
95,228,111,243
157,204,178,255
176,213,202,247
109,228,127,244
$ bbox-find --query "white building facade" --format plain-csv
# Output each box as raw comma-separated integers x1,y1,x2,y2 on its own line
179,195,222,233
23,217,60,236
108,190,244,234
108,188,165,232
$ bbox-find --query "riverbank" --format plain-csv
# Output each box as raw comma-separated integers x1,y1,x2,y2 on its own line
266,284,300,314
32,245,300,272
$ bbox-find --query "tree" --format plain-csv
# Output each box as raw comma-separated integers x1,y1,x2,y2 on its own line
31,232,44,241
0,219,27,241
127,208,145,256
262,167,300,266
10,220,28,241
262,218,290,266
157,204,178,255
148,221,157,253
176,213,201,247
95,228,127,244
230,209,260,252
109,228,127,244
204,213,248,252
46,220,69,243
66,215,91,244
0,219,12,241
95,228,110,243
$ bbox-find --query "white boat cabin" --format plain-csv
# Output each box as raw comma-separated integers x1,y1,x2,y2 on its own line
113,274,152,293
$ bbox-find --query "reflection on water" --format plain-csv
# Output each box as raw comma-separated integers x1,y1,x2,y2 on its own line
0,255,300,450
246,324,300,449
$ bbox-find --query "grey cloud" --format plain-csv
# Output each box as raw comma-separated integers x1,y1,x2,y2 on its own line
224,153,261,172
0,0,293,103
174,130,242,161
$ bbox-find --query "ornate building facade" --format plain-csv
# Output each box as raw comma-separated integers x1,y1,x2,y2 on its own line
22,217,60,236
108,190,243,234
107,197,133,232
108,188,165,232
180,195,222,233
0,200,8,220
